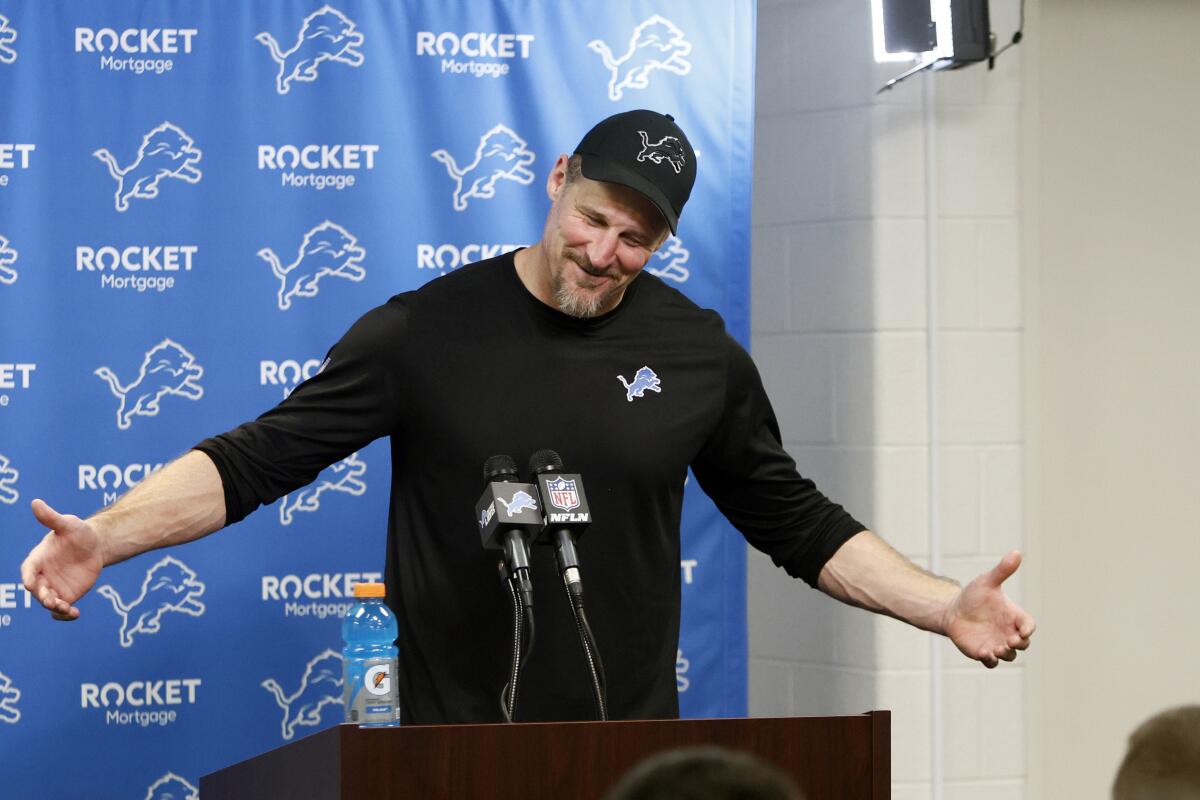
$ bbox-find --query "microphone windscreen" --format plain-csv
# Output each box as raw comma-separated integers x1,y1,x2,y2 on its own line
483,454,519,483
529,449,564,475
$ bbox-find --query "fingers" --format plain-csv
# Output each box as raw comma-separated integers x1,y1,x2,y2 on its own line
50,606,80,622
30,497,72,532
42,588,75,619
986,550,1023,587
19,550,35,593
978,648,1014,669
1017,615,1037,639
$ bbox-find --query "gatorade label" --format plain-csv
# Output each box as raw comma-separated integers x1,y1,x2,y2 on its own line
344,657,399,725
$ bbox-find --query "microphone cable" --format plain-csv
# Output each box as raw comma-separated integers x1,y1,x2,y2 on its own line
498,561,536,723
563,575,607,720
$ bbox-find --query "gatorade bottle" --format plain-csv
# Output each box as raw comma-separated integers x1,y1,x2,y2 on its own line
342,582,400,727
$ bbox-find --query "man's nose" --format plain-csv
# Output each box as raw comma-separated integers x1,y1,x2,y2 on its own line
587,230,620,268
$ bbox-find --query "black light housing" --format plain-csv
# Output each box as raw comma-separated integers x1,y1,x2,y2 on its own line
873,0,996,91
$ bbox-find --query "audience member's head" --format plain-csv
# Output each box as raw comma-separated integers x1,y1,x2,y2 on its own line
1113,705,1200,799
603,745,804,800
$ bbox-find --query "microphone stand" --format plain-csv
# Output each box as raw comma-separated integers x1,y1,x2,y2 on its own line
476,455,541,723
498,561,535,723
529,450,608,720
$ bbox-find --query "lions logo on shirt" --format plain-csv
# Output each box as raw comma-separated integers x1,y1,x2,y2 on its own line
617,366,662,402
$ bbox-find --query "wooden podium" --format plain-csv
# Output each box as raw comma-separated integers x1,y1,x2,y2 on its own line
201,711,889,799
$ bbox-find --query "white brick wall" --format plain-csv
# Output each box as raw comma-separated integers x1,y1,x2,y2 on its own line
748,1,1026,797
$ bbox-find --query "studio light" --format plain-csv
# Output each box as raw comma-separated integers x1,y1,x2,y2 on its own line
872,0,1017,92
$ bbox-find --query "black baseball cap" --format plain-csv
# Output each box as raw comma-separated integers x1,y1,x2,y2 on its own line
572,110,697,234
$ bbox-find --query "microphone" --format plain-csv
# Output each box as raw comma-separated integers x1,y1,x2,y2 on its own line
529,449,608,721
528,449,592,597
475,455,541,609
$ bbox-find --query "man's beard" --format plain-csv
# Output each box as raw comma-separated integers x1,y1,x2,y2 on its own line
552,249,622,318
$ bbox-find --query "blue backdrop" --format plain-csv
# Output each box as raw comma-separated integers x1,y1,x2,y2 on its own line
0,1,756,796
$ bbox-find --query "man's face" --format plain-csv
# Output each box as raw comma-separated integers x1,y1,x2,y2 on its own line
542,158,668,318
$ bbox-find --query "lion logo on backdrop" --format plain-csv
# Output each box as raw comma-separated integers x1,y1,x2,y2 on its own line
260,649,344,740
278,452,367,525
431,124,536,211
0,234,18,285
0,15,17,64
0,672,20,723
0,453,19,505
257,221,366,310
588,15,692,102
93,122,203,212
94,339,204,430
96,556,206,648
144,772,198,800
256,5,365,95
646,235,690,283
675,649,690,692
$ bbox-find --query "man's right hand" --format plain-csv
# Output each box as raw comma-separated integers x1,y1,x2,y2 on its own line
20,499,105,621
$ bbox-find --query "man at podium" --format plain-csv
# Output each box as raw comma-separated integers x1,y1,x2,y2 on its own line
20,110,1035,723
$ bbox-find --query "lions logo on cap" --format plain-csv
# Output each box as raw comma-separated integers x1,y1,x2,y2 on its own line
636,131,686,174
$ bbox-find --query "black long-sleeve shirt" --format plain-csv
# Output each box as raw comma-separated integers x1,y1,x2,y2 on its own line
195,251,864,723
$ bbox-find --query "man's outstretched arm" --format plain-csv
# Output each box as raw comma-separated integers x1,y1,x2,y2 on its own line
817,530,1036,668
19,450,225,621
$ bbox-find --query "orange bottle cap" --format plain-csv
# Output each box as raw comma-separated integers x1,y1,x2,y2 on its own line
353,582,386,598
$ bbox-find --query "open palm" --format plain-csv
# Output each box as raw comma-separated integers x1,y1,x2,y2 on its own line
20,499,104,621
944,551,1036,668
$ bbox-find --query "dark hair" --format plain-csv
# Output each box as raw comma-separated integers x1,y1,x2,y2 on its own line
603,746,804,800
1113,705,1200,799
563,153,584,186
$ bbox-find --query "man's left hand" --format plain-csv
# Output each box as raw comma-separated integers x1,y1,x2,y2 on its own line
943,550,1036,668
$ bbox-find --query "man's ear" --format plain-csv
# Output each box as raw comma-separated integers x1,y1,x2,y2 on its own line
546,153,570,200
651,225,671,252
